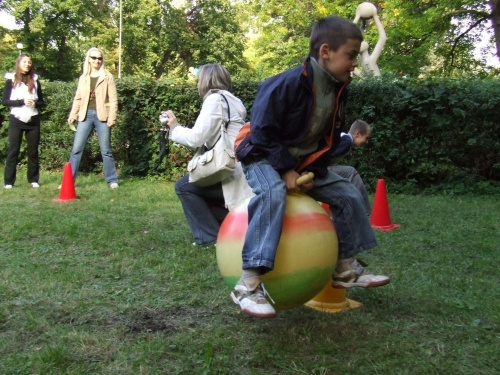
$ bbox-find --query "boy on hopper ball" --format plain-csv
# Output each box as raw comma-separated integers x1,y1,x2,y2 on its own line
233,16,390,318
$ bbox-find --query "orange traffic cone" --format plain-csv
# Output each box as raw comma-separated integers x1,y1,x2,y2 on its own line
53,162,78,202
370,179,399,231
305,282,362,313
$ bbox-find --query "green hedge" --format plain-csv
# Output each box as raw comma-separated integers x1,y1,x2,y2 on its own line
1,76,499,193
346,77,500,193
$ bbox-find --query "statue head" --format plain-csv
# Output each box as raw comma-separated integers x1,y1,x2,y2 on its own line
356,2,378,20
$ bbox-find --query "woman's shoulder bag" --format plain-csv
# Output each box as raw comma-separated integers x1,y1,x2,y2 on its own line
187,93,236,187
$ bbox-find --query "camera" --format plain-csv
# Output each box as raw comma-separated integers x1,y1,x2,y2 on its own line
159,111,170,132
159,111,169,126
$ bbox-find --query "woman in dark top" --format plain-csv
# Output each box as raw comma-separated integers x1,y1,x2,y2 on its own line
2,54,44,189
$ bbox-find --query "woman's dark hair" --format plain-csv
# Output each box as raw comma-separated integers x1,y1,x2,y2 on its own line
13,54,36,92
309,16,363,59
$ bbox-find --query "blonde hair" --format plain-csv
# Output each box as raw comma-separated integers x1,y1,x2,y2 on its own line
197,64,232,98
82,47,105,76
349,119,371,135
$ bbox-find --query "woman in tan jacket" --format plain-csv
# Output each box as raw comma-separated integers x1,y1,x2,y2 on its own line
66,47,119,189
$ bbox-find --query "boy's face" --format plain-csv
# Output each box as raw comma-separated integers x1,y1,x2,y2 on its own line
353,130,371,148
318,38,361,83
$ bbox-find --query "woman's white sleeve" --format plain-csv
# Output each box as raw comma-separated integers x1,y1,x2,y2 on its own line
170,95,222,149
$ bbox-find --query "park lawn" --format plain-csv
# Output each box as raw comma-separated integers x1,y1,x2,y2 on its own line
0,168,499,375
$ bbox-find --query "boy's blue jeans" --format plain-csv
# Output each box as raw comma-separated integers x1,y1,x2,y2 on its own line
241,158,377,271
69,110,118,184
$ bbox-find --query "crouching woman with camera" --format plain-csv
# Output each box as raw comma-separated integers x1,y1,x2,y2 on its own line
161,64,252,246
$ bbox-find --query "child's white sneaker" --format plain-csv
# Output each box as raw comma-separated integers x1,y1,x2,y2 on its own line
231,276,276,318
332,258,390,288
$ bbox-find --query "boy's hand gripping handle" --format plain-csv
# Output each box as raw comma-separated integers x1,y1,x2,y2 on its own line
296,172,314,186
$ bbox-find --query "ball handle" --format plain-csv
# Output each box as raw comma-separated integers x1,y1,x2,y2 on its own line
296,172,314,186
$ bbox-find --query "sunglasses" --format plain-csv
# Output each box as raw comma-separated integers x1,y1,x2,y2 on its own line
90,56,103,61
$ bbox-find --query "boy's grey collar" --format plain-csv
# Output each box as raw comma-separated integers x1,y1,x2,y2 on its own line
310,57,339,84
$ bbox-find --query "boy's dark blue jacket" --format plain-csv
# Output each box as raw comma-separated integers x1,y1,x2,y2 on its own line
235,58,350,178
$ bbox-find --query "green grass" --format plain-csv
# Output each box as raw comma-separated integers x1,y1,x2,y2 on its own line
1,168,499,374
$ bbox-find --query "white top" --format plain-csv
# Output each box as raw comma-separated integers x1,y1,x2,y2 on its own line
5,72,39,123
170,89,254,210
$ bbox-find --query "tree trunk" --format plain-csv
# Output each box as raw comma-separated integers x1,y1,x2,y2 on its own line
58,35,66,69
154,50,172,80
491,0,500,62
21,7,33,51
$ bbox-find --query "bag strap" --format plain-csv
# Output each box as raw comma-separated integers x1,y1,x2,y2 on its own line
203,93,231,152
220,93,231,129
152,127,170,170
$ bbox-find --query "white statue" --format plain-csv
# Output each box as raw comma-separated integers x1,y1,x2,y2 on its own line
353,2,386,77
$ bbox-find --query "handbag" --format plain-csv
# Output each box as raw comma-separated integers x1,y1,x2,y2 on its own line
187,94,236,187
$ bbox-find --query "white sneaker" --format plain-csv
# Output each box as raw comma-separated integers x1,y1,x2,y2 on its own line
230,276,276,318
4,184,13,189
109,183,119,189
332,258,390,289
31,182,40,188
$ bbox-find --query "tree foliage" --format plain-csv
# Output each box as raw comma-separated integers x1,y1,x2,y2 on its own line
0,0,245,80
119,0,246,79
376,0,495,76
489,0,500,60
240,0,358,77
0,0,113,80
0,0,499,80
242,0,499,78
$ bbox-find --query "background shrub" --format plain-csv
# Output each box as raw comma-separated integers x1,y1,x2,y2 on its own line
1,76,499,193
345,76,500,193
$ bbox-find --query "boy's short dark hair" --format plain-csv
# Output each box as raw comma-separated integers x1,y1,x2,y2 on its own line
309,16,363,59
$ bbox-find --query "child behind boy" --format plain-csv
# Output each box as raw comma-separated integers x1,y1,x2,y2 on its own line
233,16,389,318
329,119,372,215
